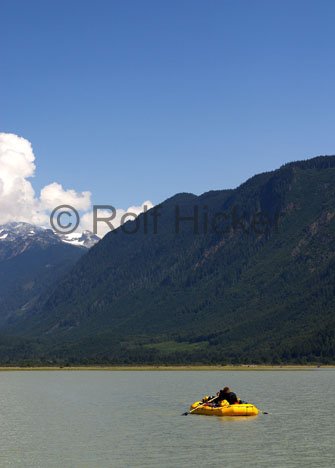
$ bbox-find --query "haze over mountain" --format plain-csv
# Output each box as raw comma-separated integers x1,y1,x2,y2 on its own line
1,156,335,365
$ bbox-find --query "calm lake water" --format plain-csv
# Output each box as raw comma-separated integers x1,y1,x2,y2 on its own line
0,370,334,467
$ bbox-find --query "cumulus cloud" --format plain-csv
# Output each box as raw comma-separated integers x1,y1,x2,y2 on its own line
0,133,153,237
40,182,91,211
0,133,42,225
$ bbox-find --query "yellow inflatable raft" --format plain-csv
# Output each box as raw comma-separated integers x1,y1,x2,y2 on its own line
190,400,259,417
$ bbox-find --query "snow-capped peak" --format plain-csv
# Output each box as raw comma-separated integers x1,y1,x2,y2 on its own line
0,222,53,242
0,221,99,253
0,222,60,261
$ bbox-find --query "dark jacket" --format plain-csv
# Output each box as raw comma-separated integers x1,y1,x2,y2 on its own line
218,390,238,404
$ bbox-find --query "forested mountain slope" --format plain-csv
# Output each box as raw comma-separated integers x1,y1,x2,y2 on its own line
3,156,335,364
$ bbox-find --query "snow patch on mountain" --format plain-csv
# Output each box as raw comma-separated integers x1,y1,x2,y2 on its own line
58,231,100,249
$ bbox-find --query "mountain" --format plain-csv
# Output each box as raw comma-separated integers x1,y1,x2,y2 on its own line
0,222,62,261
3,156,335,365
0,222,99,254
0,222,89,325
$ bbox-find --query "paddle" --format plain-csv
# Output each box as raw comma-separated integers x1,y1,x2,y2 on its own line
182,396,217,416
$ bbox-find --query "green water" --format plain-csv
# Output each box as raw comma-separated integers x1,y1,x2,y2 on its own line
0,370,334,467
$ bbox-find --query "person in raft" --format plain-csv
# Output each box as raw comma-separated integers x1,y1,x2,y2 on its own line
211,387,241,405
218,387,239,404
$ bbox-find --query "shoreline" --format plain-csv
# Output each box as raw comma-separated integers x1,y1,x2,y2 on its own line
0,364,333,371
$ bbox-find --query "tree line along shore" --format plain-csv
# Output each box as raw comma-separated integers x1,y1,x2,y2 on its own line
0,364,332,371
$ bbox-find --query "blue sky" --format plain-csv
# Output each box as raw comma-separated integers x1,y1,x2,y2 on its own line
1,0,335,208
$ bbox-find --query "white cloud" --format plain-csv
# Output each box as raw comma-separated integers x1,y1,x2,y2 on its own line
40,182,91,211
0,133,153,237
0,133,41,224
